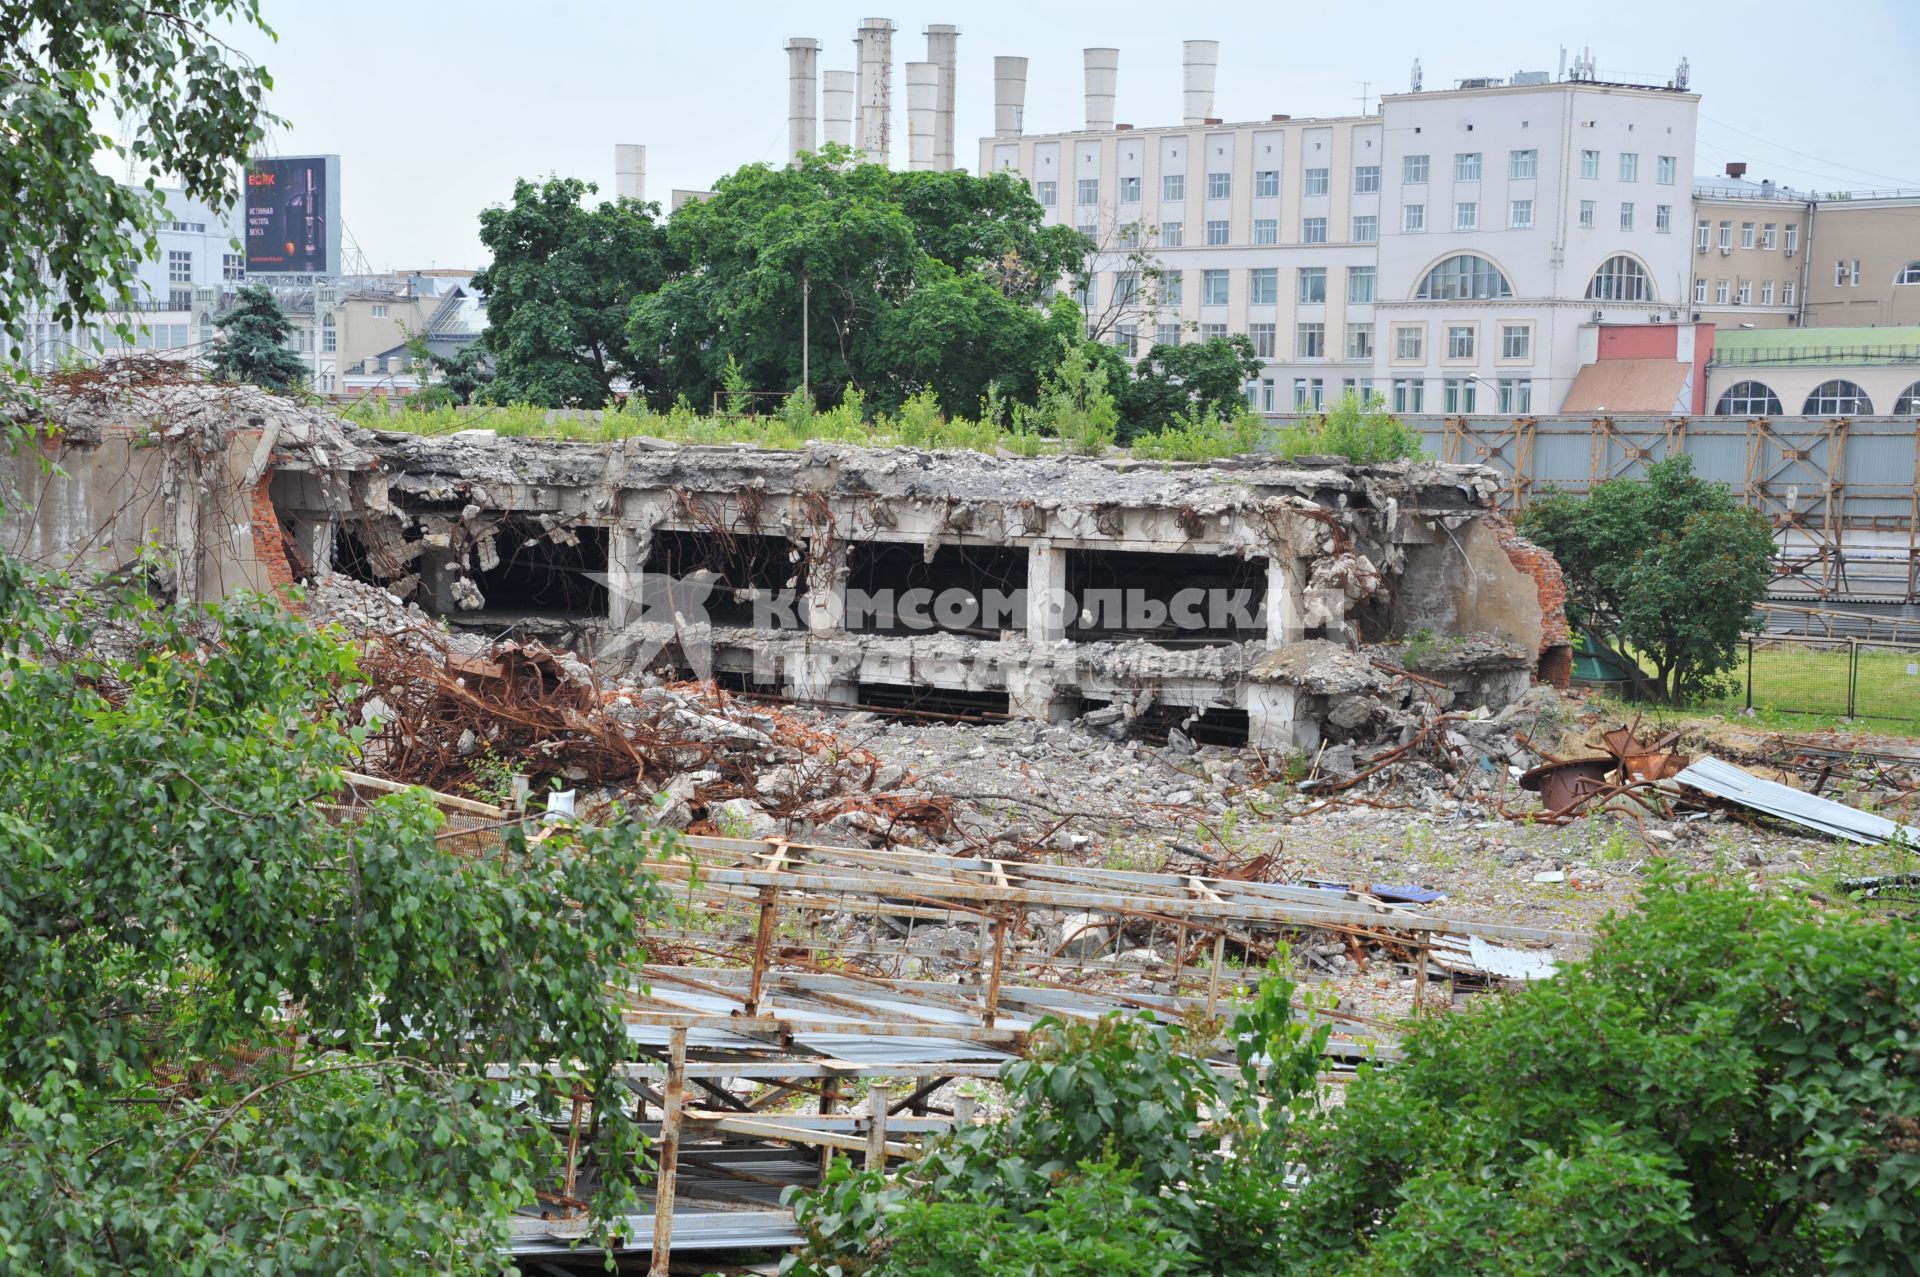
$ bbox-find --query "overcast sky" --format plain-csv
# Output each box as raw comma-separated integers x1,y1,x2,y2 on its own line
226,0,1920,272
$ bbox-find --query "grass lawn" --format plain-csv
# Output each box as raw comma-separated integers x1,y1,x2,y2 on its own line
1714,641,1920,733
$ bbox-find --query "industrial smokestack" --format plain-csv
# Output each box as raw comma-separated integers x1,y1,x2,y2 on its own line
1182,40,1219,126
614,143,646,202
822,70,855,147
1083,47,1118,132
785,37,819,165
855,17,896,162
906,61,938,170
924,23,959,170
993,55,1028,138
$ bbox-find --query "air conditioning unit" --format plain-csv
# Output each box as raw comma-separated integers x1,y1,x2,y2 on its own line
1592,309,1605,321
1719,244,1733,256
1784,245,1797,258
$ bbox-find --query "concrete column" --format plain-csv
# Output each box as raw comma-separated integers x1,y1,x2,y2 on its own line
792,538,855,704
608,523,652,630
803,538,847,635
1013,540,1073,723
1248,683,1315,752
1265,558,1305,646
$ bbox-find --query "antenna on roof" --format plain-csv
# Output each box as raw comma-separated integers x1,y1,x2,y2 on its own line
1410,58,1422,93
1675,56,1690,90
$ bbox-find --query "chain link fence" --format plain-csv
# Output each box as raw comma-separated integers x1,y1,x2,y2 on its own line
1741,637,1920,726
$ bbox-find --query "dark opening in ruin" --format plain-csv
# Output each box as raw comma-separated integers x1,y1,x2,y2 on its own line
643,530,793,628
855,682,1012,720
844,543,1029,636
1065,550,1267,646
472,518,609,617
1128,703,1250,747
330,523,383,587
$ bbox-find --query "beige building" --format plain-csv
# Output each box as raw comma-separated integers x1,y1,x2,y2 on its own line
1802,195,1920,327
1691,174,1810,329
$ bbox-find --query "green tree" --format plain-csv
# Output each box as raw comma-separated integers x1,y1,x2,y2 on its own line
0,553,667,1271
1272,391,1425,464
1282,878,1920,1275
473,176,677,407
1519,455,1773,701
205,282,308,392
1,0,278,412
1121,334,1263,442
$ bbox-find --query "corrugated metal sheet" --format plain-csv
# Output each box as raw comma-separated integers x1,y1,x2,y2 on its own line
1676,756,1920,845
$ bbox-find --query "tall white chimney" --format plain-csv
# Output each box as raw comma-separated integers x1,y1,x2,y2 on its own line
613,143,646,202
905,61,938,170
823,70,856,147
1182,40,1219,126
785,37,819,164
855,17,896,162
993,55,1028,138
1083,47,1118,132
924,23,959,170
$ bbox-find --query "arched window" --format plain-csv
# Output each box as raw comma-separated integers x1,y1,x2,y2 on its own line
1803,380,1874,416
1715,381,1783,416
1895,261,1920,285
1415,254,1512,301
1586,255,1654,302
1894,382,1920,414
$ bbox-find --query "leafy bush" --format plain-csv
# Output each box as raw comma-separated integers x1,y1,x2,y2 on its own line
1271,391,1425,464
1131,405,1266,462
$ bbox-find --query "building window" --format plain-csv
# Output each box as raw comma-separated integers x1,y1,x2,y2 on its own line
1761,223,1777,250
1804,380,1873,415
1077,223,1097,240
1260,378,1277,411
1716,381,1783,416
1354,165,1381,193
1455,202,1477,231
1201,269,1229,305
1297,323,1326,359
1403,154,1429,184
1191,324,1222,342
1579,200,1595,229
1249,268,1278,305
1442,378,1477,413
1162,173,1185,202
1416,254,1513,300
1403,203,1426,233
1156,323,1183,348
1655,204,1671,233
1736,279,1751,305
1896,382,1920,414
1619,202,1634,231
1161,271,1183,305
1294,377,1325,410
1036,179,1057,206
1454,152,1482,182
1496,378,1531,413
1785,225,1799,253
1114,270,1140,307
1619,152,1639,182
1446,325,1475,359
1761,281,1775,306
1587,255,1652,301
1836,259,1853,286
1715,280,1729,304
1302,216,1328,243
1507,149,1537,180
1072,276,1095,310
1347,265,1376,303
1077,178,1099,205
1207,171,1232,200
1740,222,1755,249
1206,219,1230,245
1393,379,1425,413
1249,322,1276,358
1782,281,1796,305
1719,221,1732,249
1395,325,1423,360
1253,217,1278,245
1509,199,1533,229
1693,278,1707,304
1254,169,1280,197
167,250,192,283
1696,220,1712,250
1657,155,1676,185
1352,214,1378,242
1501,324,1530,359
1898,261,1920,285
1116,223,1141,249
1118,176,1141,203
1580,149,1600,179
1303,167,1329,196
1114,323,1138,356
1346,322,1374,360
1298,267,1327,304
1160,221,1184,247
321,316,336,353
221,253,244,281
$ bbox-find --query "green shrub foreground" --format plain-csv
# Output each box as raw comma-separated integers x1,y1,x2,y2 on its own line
783,879,1920,1276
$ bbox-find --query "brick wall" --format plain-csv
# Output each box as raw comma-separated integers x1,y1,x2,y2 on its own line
238,428,301,608
1489,516,1573,688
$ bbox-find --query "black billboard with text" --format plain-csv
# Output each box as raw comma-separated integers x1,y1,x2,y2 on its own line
245,157,335,274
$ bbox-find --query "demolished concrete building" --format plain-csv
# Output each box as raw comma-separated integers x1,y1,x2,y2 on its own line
6,371,1570,749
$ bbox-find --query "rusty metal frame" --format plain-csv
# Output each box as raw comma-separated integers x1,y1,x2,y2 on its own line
1747,416,1851,600
1441,414,1535,514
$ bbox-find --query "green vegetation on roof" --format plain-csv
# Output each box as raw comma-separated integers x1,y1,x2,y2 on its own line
1713,325,1920,366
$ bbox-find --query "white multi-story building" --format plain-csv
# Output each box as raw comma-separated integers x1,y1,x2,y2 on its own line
981,55,1699,414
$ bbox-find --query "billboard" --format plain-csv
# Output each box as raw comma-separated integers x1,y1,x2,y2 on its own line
244,155,341,275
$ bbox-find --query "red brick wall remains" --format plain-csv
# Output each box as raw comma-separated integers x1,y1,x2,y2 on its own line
1488,514,1573,688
